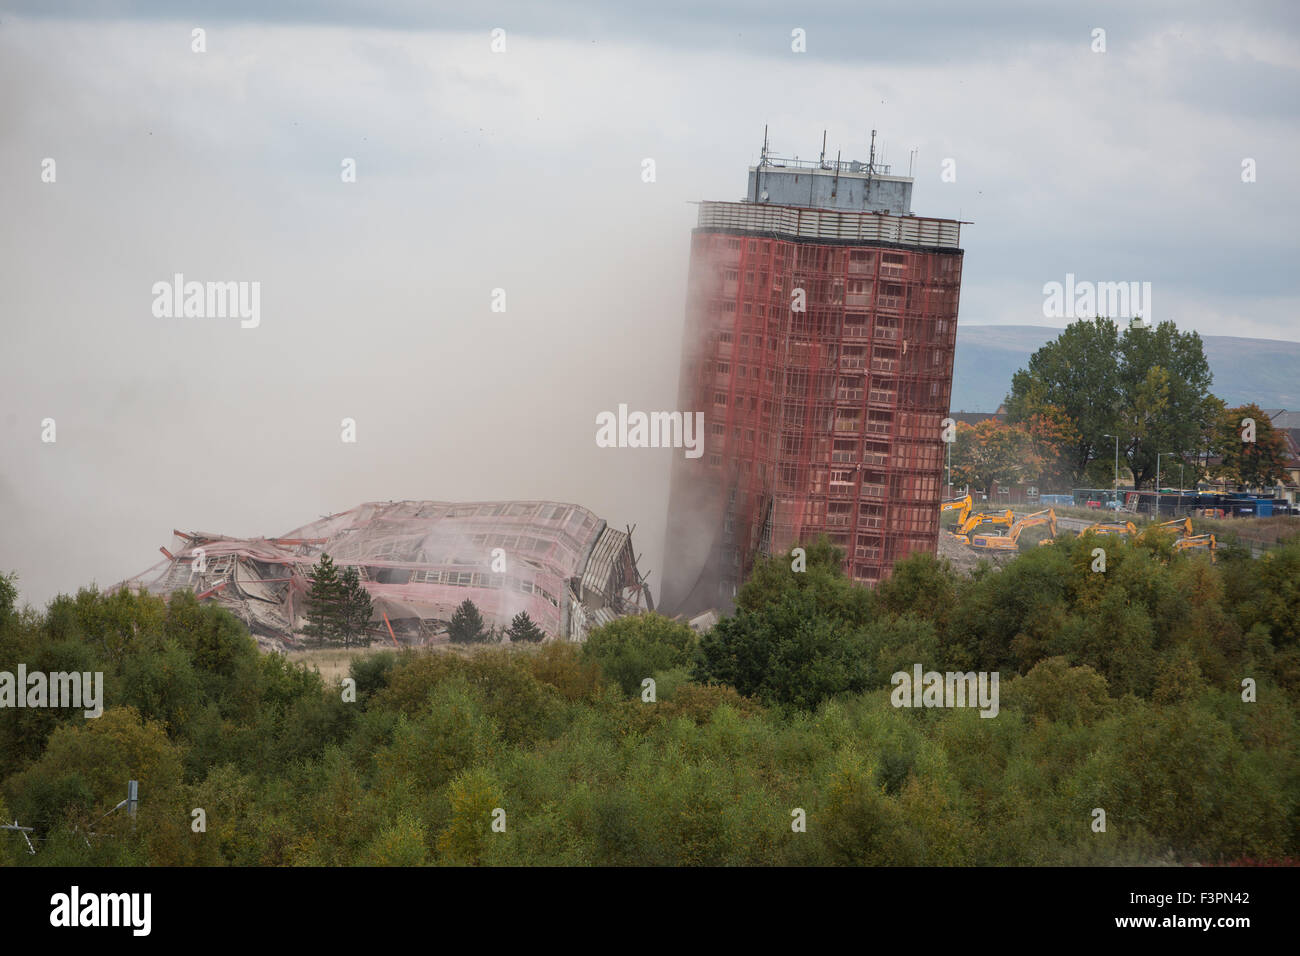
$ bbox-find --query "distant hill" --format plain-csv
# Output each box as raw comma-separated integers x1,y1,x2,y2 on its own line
951,325,1300,413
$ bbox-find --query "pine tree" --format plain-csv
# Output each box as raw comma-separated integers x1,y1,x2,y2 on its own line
447,599,485,644
505,611,545,644
339,565,374,648
303,553,344,646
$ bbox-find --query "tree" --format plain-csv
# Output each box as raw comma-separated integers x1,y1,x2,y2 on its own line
302,554,344,646
5,706,184,840
1116,364,1173,488
1195,394,1229,486
693,590,875,709
1115,322,1214,489
1212,403,1289,490
1006,318,1214,489
338,566,373,648
1021,404,1081,491
949,419,1041,497
505,611,545,644
737,537,873,624
1005,317,1121,483
447,600,486,644
0,572,18,627
437,768,504,865
581,613,697,696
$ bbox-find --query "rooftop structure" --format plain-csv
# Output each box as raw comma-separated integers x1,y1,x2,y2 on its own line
1263,409,1300,430
746,128,914,215
119,500,652,650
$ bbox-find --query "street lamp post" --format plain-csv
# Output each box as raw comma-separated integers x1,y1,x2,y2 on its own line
946,439,951,499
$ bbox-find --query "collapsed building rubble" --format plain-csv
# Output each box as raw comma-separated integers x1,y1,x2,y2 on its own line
118,500,653,651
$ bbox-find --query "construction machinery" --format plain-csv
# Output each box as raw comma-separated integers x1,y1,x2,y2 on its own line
1172,533,1217,561
969,509,1058,551
940,495,972,533
955,509,1016,539
1153,516,1195,539
1082,520,1139,537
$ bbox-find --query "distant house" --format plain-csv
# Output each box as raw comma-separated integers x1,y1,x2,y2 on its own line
1263,409,1300,430
1263,410,1300,493
1202,410,1300,503
947,405,1008,426
946,406,1034,501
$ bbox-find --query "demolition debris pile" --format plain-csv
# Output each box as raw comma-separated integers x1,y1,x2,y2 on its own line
119,500,652,650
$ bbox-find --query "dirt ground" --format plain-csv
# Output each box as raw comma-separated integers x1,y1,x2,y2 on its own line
936,531,1018,574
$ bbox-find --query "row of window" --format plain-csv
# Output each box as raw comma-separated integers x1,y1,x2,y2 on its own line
797,501,939,530
401,569,561,607
467,533,555,554
703,302,956,339
707,325,956,364
440,502,570,521
708,236,962,282
707,282,960,315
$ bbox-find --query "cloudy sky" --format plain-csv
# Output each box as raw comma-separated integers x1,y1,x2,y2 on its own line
1,1,1297,607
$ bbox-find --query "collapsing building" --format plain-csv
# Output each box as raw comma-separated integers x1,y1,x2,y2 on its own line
662,132,965,616
119,500,653,650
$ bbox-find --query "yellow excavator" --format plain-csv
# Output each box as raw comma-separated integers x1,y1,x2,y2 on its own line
1153,516,1195,539
940,495,974,539
956,509,1016,538
941,496,1017,542
969,508,1058,551
1082,520,1139,537
1172,533,1217,561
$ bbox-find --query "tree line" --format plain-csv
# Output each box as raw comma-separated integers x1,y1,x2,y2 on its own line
0,523,1295,866
949,317,1291,495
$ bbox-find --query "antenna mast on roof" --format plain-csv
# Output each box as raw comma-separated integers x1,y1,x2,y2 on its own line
820,129,827,167
754,124,770,201
866,128,877,196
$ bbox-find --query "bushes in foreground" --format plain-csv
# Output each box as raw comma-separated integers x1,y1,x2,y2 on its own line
0,533,1296,866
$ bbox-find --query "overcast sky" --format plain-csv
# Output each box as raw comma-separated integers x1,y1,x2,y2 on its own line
1,1,1297,607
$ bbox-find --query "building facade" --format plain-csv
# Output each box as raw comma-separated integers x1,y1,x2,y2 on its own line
662,142,965,615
